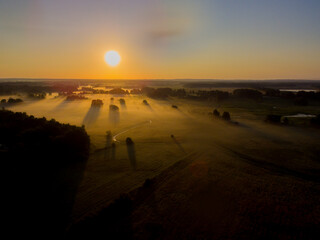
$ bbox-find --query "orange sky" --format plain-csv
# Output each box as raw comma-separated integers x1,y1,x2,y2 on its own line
1,0,320,80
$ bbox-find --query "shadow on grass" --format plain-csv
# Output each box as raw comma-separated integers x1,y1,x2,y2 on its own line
82,106,102,127
109,106,120,125
126,138,137,170
171,135,186,154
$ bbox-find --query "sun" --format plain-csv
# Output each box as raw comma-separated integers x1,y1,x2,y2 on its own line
104,50,121,67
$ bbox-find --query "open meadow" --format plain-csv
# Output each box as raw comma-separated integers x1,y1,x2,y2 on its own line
3,83,320,238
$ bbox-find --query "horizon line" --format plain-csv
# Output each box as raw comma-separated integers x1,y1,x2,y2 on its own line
1,77,320,82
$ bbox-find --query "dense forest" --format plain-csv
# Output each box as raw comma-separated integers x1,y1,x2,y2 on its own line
0,110,90,238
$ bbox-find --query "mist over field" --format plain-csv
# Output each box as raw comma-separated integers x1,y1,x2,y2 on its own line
2,80,320,239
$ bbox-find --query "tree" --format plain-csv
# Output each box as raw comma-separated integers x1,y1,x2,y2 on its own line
108,88,127,95
142,100,149,105
126,137,134,145
7,98,23,104
91,99,103,107
109,104,119,111
0,110,90,237
119,98,126,105
130,89,142,94
213,109,220,117
66,95,87,101
222,112,231,121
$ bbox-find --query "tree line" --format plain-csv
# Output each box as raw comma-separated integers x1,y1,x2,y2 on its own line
1,109,90,237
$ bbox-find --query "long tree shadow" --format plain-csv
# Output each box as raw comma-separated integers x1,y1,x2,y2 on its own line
104,131,117,161
109,105,120,125
126,138,137,170
111,143,116,161
171,134,186,154
51,97,69,112
238,122,291,144
82,106,102,127
142,100,154,112
176,108,193,120
119,98,127,110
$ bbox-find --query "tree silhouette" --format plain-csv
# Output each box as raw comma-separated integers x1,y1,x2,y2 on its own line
213,109,220,117
0,109,90,238
222,112,231,121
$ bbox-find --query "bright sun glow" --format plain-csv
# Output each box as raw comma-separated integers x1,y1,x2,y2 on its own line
104,51,121,67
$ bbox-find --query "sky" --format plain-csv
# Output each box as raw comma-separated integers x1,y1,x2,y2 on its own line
0,0,320,80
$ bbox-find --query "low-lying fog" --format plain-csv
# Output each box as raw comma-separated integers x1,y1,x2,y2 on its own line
6,93,319,154
6,94,201,148
5,93,320,222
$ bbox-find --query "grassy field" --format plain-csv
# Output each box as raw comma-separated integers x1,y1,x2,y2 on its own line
6,92,320,238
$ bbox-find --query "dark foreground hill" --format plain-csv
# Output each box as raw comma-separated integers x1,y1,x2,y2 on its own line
0,110,90,238
69,149,320,240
